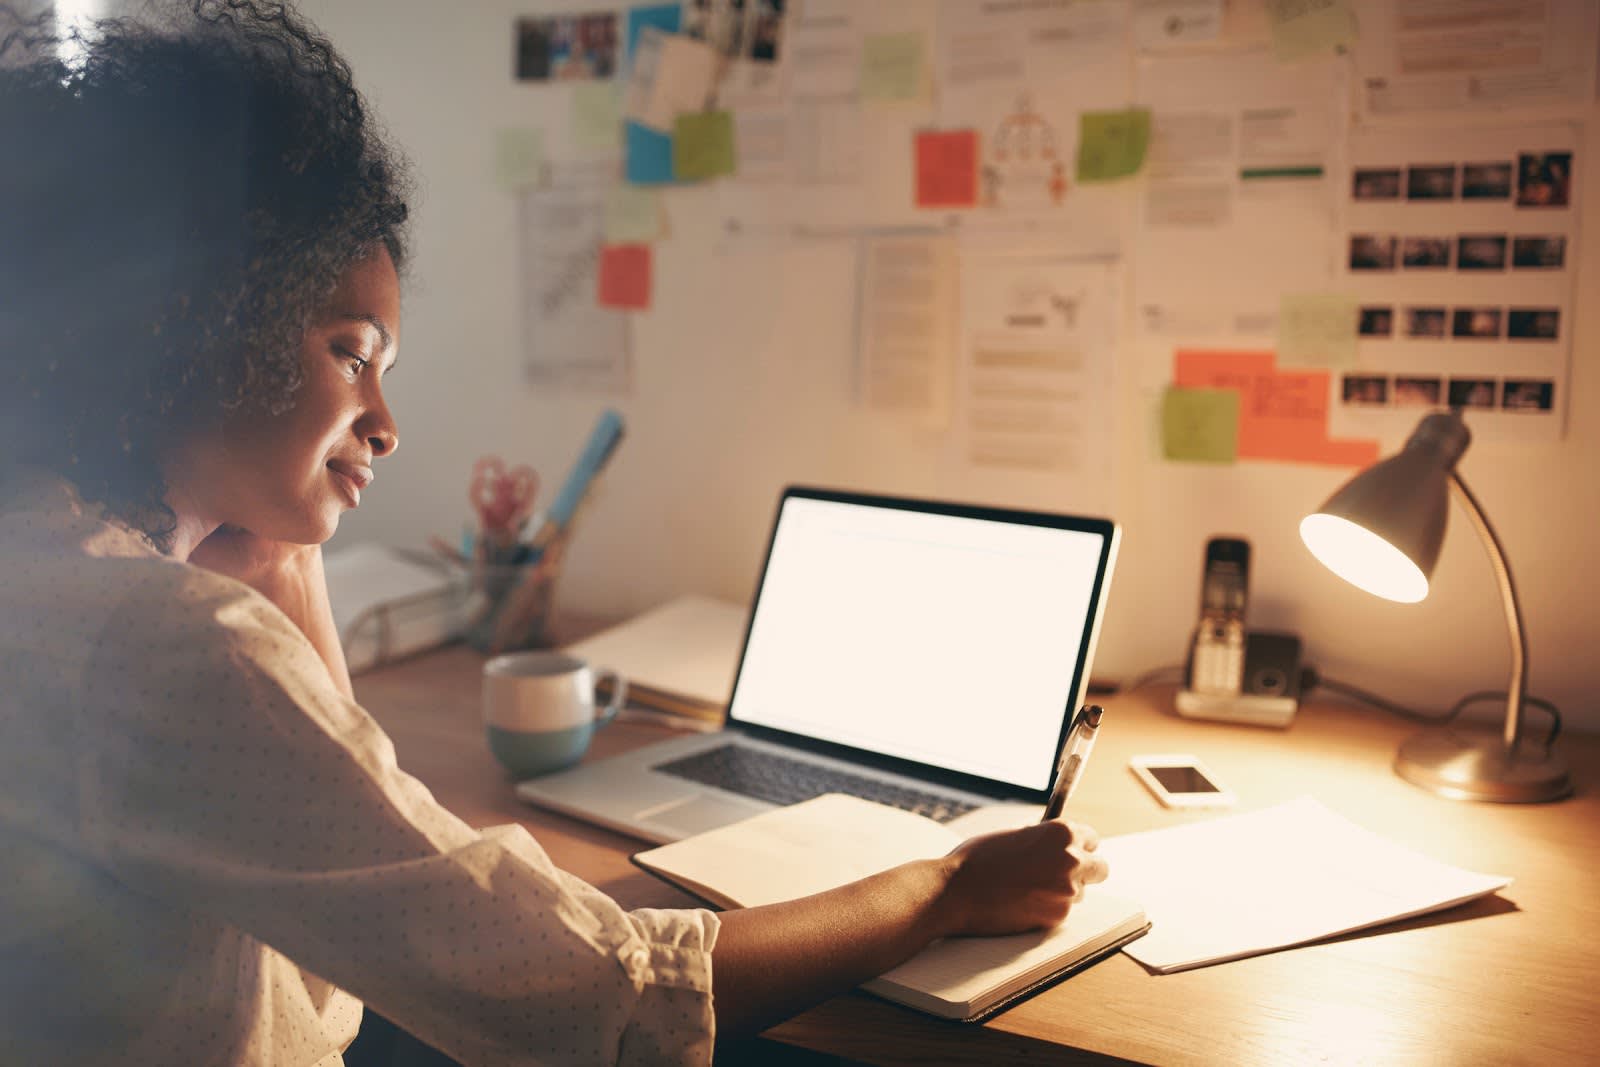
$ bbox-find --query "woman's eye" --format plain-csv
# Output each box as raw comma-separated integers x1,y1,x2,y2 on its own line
335,346,371,375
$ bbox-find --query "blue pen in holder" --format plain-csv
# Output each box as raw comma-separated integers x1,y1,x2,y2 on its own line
459,541,564,655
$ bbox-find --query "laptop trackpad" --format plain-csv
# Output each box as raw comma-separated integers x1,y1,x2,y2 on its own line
637,793,767,838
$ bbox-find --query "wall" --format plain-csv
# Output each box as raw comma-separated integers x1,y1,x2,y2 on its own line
301,0,1600,733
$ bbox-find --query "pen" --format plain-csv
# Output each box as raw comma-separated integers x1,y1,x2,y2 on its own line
1042,704,1103,821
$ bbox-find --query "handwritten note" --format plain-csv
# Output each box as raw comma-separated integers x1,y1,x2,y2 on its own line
861,31,924,101
493,128,545,190
673,110,736,181
1266,0,1358,62
1174,349,1377,467
625,121,675,184
1161,387,1239,463
914,129,978,208
1076,109,1151,182
572,83,621,153
597,243,653,310
1278,292,1358,368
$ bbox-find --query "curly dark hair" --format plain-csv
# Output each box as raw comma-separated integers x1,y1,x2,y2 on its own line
0,0,411,550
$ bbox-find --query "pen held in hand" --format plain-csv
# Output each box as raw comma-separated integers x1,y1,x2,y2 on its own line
1042,704,1103,822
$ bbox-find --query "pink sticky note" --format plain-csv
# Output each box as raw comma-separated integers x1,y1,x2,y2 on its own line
915,129,978,208
597,244,652,310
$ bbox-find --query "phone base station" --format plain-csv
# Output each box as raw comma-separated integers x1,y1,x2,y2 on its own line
1174,689,1297,729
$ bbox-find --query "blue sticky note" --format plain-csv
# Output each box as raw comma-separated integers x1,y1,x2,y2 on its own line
625,121,675,184
627,4,681,62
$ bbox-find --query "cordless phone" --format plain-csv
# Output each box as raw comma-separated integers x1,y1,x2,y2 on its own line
1188,537,1250,696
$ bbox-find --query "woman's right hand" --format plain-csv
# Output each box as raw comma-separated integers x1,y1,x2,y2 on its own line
934,819,1108,937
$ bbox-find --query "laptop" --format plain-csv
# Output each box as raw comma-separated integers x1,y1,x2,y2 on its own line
515,486,1120,843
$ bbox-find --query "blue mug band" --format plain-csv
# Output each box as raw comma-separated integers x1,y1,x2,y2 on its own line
487,722,595,779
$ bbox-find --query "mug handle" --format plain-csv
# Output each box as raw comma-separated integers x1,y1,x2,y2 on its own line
594,668,627,727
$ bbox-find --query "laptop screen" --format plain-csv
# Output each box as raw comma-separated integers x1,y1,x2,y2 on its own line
726,489,1118,796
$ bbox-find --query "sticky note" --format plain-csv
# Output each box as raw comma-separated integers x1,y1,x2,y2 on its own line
1076,109,1151,182
604,184,665,243
1278,293,1358,368
861,31,924,101
1266,0,1358,61
1174,349,1378,467
597,244,652,309
673,110,736,181
915,129,978,208
1162,387,1239,463
493,128,545,190
626,3,682,63
572,83,622,153
625,121,675,184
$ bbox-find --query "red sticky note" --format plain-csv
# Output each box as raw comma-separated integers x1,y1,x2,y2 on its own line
915,129,978,208
597,244,652,310
1174,349,1378,467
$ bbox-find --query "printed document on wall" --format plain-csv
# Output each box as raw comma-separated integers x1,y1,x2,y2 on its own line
521,187,632,391
949,254,1120,516
1352,0,1600,119
1333,123,1580,444
855,234,958,428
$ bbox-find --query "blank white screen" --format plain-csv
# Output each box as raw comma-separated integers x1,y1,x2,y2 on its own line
729,497,1108,791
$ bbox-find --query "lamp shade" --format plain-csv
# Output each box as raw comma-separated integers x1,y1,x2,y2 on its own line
1299,412,1469,603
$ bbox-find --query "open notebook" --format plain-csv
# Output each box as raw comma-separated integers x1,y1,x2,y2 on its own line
632,793,1149,1022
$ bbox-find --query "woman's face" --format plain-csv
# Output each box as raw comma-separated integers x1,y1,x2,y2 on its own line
186,247,402,545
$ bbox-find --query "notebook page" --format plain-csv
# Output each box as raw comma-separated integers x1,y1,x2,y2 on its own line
1097,796,1510,973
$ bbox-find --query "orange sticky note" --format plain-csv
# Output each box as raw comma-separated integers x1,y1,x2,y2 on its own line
915,129,978,208
597,244,652,310
1174,349,1378,467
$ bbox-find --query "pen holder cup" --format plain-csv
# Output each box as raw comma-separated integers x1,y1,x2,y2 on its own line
456,552,564,656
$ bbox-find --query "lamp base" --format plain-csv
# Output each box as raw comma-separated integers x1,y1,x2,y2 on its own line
1395,727,1571,803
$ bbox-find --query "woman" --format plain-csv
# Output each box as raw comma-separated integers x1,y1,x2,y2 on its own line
0,3,1107,1063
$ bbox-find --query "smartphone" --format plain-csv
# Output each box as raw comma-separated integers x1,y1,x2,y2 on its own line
1188,537,1250,695
1129,754,1236,809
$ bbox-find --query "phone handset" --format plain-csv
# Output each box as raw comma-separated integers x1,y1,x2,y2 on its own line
1187,537,1250,696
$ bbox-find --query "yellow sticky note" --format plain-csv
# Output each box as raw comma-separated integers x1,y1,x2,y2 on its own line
1162,387,1239,464
572,83,621,153
1076,109,1151,182
861,32,924,101
672,110,736,181
1266,0,1358,61
1278,293,1358,368
604,184,665,244
493,128,545,190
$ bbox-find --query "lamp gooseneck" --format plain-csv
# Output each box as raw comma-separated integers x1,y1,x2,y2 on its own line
1445,473,1528,754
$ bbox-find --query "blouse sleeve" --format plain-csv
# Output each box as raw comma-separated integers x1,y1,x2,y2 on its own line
74,568,718,1066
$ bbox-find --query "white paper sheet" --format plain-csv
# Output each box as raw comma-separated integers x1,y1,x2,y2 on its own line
520,187,632,391
624,26,720,133
854,233,958,425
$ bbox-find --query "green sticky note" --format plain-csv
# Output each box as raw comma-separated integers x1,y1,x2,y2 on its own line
572,83,622,153
672,110,736,181
1266,0,1358,61
1162,387,1239,463
861,31,924,101
493,128,545,190
604,184,664,244
1278,292,1359,368
1076,109,1151,183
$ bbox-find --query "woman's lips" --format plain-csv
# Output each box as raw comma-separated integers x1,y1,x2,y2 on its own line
327,459,373,504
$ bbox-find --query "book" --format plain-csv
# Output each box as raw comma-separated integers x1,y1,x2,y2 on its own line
324,544,465,673
562,594,747,725
631,793,1149,1021
1096,796,1511,974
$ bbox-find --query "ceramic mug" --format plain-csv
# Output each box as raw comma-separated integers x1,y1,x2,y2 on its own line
482,651,626,777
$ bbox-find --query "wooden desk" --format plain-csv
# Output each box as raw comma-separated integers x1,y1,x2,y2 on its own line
356,646,1600,1065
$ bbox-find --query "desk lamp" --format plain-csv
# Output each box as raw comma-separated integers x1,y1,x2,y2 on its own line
1298,409,1570,802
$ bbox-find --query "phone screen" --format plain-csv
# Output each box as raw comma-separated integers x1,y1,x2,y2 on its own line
1148,764,1221,794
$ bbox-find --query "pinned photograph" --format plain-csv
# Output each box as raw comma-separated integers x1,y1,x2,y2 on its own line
1507,307,1560,340
1350,234,1397,270
1448,378,1498,409
684,0,785,63
1456,234,1508,271
1451,307,1502,340
1516,151,1572,207
1501,379,1554,411
1394,376,1443,406
1342,374,1388,405
1402,236,1450,269
1358,305,1394,337
1461,162,1513,199
1406,164,1456,200
515,12,619,80
1405,307,1447,338
1352,168,1402,200
1512,235,1565,269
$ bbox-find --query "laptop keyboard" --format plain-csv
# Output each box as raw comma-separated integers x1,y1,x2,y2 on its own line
652,744,981,823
